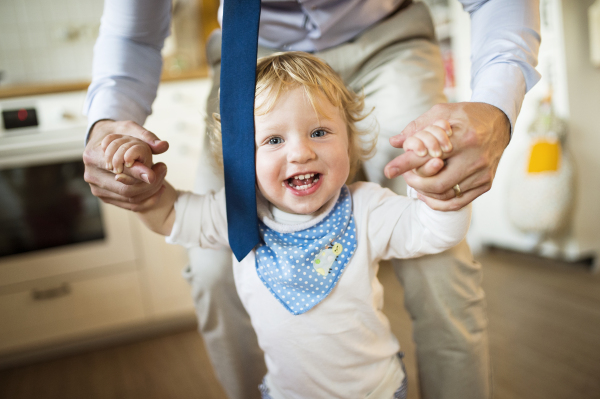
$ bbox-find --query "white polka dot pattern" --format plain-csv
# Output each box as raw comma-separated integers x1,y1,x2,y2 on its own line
255,186,357,315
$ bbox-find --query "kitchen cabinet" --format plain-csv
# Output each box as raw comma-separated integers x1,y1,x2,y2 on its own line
0,79,210,366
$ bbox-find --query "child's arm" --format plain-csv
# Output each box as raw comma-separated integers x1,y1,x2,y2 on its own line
101,133,176,236
402,120,470,251
364,119,468,259
137,182,178,236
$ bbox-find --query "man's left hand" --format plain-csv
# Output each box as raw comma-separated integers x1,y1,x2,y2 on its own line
384,102,511,211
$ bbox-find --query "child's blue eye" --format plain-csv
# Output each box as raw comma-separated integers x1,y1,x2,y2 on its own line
311,129,327,138
268,137,284,145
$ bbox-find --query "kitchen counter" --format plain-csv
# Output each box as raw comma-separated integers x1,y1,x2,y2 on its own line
0,67,209,99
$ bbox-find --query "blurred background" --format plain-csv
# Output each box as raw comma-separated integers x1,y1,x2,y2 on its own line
0,0,599,398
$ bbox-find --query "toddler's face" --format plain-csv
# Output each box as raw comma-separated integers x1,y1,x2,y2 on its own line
255,87,350,215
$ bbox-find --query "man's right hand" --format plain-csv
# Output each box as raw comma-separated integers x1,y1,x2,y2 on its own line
83,120,169,212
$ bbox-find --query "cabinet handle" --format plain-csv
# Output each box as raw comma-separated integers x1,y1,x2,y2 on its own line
31,283,71,301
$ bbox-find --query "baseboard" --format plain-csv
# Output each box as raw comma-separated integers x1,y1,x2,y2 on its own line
0,312,198,370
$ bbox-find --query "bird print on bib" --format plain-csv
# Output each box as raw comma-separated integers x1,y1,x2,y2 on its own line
255,186,357,315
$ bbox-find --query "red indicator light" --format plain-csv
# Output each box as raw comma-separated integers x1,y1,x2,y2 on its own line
18,109,28,121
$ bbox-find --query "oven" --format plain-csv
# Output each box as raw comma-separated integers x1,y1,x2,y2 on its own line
0,91,146,362
0,91,138,278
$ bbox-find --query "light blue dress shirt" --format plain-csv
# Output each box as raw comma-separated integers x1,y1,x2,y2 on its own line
84,0,541,135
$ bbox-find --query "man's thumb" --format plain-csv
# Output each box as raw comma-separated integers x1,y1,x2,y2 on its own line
132,127,169,155
149,139,169,155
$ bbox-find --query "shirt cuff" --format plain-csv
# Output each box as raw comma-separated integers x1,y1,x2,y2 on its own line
470,62,529,134
406,186,418,199
166,191,202,248
84,88,149,143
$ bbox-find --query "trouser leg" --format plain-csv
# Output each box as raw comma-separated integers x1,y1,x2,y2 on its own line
183,31,266,399
394,241,490,399
317,4,492,397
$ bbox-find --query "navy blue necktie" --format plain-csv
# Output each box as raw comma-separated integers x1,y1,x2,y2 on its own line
220,0,261,261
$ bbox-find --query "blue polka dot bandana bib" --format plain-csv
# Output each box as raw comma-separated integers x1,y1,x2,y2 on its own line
255,186,357,315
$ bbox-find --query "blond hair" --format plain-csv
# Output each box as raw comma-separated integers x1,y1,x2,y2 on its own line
210,51,376,179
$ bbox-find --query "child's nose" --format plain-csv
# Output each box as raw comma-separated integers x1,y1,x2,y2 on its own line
288,139,316,163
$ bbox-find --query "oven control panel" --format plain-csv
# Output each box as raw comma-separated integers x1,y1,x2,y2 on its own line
0,92,88,169
2,107,39,130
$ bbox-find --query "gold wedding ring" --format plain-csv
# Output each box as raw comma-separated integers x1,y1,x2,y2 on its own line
452,184,462,198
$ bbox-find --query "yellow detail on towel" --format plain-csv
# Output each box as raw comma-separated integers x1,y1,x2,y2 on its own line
528,140,561,173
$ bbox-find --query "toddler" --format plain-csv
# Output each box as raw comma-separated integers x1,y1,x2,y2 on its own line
102,52,469,399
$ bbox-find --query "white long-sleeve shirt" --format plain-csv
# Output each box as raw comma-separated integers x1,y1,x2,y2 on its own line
83,0,541,136
166,182,471,398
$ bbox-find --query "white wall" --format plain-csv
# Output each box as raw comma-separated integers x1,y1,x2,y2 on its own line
561,0,600,261
0,0,104,85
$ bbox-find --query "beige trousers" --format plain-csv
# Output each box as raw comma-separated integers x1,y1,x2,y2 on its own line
185,3,491,398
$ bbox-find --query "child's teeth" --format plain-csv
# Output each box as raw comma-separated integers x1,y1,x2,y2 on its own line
299,175,305,180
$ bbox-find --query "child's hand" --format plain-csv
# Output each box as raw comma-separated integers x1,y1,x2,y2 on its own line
402,120,453,159
101,134,153,178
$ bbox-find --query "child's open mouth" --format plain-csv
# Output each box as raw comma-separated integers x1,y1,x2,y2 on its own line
283,173,322,195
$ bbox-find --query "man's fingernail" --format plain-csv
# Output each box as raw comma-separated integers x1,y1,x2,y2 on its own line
125,162,133,168
443,145,452,152
388,167,399,177
418,151,427,157
153,140,162,145
431,150,441,158
447,128,453,137
107,163,112,170
141,173,150,183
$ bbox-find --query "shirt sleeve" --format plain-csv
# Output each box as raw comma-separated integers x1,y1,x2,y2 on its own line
166,188,230,250
353,183,471,260
82,0,171,141
460,0,541,132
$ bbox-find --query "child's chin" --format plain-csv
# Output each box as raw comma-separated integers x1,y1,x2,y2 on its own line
288,202,324,215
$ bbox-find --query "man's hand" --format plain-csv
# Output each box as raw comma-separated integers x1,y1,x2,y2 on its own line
83,120,170,212
384,102,510,211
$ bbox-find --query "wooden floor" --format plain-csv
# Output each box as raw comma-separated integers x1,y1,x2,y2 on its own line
1,249,599,399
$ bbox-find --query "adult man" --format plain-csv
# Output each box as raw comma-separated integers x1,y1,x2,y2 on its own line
83,1,540,398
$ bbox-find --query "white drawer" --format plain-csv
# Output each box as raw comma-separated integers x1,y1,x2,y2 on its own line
0,203,138,287
0,268,146,354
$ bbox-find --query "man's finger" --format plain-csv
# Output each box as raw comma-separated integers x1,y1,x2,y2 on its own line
384,151,432,179
411,180,456,201
118,160,166,185
100,197,142,211
101,189,164,213
416,185,488,212
402,155,472,196
90,183,135,203
92,178,164,204
125,161,155,184
411,158,445,178
88,164,165,200
401,119,420,137
115,173,138,185
406,162,490,199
